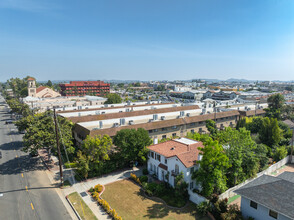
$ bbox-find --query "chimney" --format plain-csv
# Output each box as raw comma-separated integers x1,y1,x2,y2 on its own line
153,137,158,145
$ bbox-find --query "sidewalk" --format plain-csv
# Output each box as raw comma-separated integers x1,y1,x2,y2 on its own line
39,149,143,220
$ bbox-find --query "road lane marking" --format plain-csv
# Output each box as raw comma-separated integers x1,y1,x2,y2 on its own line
31,203,34,210
21,173,24,178
25,186,28,191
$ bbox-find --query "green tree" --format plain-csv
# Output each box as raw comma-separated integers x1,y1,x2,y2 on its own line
22,111,74,157
206,119,217,137
259,117,282,147
174,172,188,200
46,80,53,87
76,135,112,178
265,93,285,119
105,93,122,104
113,128,152,165
216,127,261,186
273,146,288,162
192,140,230,197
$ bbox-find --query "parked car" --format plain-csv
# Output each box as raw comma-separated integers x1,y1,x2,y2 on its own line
5,119,13,124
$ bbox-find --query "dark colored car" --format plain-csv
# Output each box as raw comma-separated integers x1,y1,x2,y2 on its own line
5,120,13,124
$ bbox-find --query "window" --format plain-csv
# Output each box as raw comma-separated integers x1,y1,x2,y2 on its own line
191,129,195,134
199,128,203,133
162,135,167,139
172,133,176,137
172,125,177,129
250,200,257,209
190,167,194,174
165,158,167,164
151,152,154,159
157,154,161,162
190,181,194,190
269,210,278,219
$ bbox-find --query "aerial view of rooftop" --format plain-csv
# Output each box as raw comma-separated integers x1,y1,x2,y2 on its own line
1,1,294,220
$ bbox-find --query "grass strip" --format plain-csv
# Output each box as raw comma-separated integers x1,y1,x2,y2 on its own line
68,192,98,220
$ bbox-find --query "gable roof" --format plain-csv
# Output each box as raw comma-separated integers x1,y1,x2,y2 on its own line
148,138,203,168
235,173,294,219
36,86,49,93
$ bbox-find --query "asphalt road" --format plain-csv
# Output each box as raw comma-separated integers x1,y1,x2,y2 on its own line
0,95,72,220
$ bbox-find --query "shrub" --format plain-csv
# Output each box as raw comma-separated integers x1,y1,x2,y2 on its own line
92,192,99,200
89,187,94,193
196,201,212,216
130,173,142,186
142,168,149,175
64,162,77,168
139,175,148,183
94,184,103,193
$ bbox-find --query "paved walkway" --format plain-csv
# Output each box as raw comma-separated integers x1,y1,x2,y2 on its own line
39,150,143,220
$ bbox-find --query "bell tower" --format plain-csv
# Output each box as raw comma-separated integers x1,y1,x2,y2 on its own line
27,77,36,97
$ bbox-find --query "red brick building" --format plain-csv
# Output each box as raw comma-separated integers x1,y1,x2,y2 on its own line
59,80,110,96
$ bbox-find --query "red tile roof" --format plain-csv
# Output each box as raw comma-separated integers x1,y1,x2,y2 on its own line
36,86,48,93
148,139,204,168
27,77,35,81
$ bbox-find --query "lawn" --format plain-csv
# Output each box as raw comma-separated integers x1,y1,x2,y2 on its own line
227,195,240,204
68,192,98,220
101,179,210,220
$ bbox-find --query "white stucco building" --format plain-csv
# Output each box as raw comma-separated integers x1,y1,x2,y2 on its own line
147,137,203,190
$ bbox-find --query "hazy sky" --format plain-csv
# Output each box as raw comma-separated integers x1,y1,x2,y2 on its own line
1,0,294,81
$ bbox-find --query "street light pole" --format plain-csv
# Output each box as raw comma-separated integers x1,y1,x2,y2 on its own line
53,108,64,186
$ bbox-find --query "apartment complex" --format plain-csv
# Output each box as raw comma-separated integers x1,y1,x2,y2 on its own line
59,80,110,96
57,101,266,145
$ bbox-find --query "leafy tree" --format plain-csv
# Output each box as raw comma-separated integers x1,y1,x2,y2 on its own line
22,111,74,157
174,172,188,200
105,93,122,104
186,132,213,145
206,119,217,137
113,128,152,165
273,146,288,162
216,127,261,186
76,135,112,178
259,117,281,147
46,80,53,87
20,87,28,97
192,140,230,197
265,93,285,119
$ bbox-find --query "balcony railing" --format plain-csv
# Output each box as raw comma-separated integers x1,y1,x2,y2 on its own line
171,170,179,177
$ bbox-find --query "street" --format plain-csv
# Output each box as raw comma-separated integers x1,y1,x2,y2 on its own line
0,95,72,220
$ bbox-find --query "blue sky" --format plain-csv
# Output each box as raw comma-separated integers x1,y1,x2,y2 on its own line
0,0,294,81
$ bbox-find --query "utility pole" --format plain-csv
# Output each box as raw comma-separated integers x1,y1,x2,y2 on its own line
53,108,64,186
291,129,294,164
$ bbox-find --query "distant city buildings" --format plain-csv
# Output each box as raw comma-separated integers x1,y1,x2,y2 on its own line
59,80,110,96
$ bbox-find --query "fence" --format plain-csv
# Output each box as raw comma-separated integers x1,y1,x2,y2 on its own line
188,189,207,204
219,155,291,200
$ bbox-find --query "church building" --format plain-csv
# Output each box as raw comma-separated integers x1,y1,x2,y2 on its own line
27,77,61,98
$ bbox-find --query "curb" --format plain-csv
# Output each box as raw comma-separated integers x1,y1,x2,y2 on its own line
65,195,82,220
38,153,51,171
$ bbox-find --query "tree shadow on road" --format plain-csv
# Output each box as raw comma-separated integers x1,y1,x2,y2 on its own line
0,154,46,175
0,141,23,151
